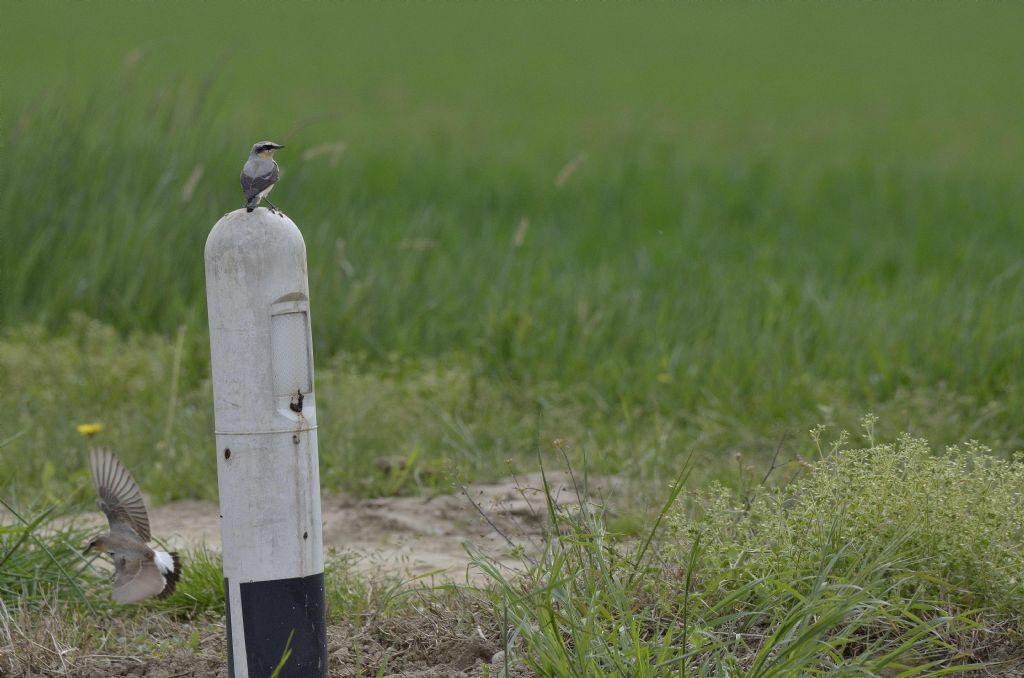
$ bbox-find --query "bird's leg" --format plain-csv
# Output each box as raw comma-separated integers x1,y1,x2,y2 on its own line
264,198,280,214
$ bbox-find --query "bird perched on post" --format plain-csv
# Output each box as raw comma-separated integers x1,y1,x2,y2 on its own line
83,448,182,603
241,140,285,214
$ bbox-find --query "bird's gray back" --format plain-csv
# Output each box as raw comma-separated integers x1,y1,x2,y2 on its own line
241,156,280,200
243,155,276,178
100,530,153,558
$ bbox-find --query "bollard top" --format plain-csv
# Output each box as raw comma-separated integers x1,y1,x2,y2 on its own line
205,208,306,267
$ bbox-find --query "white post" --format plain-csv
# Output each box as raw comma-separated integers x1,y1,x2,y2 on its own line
204,208,326,678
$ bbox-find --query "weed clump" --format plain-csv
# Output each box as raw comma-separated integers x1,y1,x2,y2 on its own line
477,432,1024,675
669,428,1024,617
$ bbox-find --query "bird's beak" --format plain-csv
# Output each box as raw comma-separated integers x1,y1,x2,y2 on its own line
273,144,285,149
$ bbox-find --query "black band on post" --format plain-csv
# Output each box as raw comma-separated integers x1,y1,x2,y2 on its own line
239,572,327,677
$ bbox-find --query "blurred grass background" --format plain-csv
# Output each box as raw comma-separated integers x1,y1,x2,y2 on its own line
3,2,1024,503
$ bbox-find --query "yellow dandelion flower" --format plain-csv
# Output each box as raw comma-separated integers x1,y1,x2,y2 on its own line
76,422,104,437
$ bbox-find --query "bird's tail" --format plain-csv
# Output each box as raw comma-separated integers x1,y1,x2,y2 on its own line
245,195,260,212
154,550,182,599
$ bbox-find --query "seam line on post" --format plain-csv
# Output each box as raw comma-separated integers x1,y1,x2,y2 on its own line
215,426,319,436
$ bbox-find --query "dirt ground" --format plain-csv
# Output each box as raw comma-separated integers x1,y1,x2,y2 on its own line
52,618,534,678
7,473,619,677
145,471,620,582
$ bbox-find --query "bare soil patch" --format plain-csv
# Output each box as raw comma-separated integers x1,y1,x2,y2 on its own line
10,614,535,677
147,472,619,582
4,473,618,676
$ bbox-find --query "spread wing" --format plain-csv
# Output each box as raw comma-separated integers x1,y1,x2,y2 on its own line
111,553,167,603
240,162,280,201
90,448,151,542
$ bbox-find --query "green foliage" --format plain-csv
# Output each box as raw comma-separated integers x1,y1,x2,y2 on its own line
0,317,219,503
0,498,226,620
0,316,615,503
4,4,1024,671
0,491,426,630
473,467,694,677
0,500,103,610
670,427,1024,616
472,436,1022,675
5,432,1021,673
156,545,225,618
4,316,1023,508
3,3,1024,474
270,630,295,678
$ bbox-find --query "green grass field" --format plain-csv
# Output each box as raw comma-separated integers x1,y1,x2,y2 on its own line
3,2,1024,674
4,2,1024,503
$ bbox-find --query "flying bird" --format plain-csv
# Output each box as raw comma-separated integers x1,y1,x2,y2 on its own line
241,140,285,213
84,448,182,603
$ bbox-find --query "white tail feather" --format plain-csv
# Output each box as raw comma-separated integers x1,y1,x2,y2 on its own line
154,550,175,574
